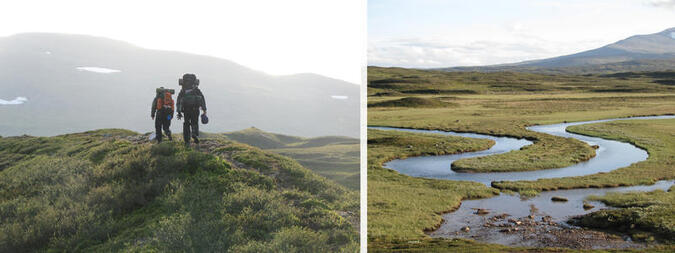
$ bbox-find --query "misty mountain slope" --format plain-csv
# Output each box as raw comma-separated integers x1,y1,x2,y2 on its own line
0,33,358,137
443,27,675,73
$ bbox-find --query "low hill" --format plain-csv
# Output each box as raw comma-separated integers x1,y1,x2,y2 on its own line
368,97,455,108
223,128,360,190
367,66,675,96
0,129,358,252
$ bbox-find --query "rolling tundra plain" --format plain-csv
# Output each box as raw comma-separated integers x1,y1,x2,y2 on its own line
367,67,675,252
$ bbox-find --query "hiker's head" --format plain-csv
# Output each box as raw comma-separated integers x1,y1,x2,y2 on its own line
179,73,199,87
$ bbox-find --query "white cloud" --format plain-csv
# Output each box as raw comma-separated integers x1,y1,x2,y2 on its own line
368,34,603,68
331,95,349,100
647,0,675,9
369,0,673,68
0,97,28,105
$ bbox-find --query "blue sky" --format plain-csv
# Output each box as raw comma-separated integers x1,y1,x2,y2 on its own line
369,0,675,67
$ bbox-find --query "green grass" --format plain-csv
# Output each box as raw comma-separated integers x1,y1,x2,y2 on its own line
369,238,675,252
368,67,675,96
493,119,675,194
574,186,675,243
368,129,498,241
222,128,359,190
369,68,675,173
369,97,457,108
367,67,675,251
0,129,358,252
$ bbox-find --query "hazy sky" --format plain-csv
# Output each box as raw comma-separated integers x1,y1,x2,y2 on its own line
369,0,675,68
0,0,364,84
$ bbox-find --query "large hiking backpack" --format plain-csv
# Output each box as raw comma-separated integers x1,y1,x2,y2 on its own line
179,73,200,89
182,88,202,109
156,90,175,112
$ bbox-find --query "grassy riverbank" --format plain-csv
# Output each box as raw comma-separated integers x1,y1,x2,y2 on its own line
493,118,675,194
369,70,675,173
368,129,498,241
575,185,675,243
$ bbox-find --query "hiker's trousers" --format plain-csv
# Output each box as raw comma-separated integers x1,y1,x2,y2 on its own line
155,109,173,142
183,108,200,145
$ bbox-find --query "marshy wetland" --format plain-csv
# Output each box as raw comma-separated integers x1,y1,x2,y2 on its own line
367,67,675,252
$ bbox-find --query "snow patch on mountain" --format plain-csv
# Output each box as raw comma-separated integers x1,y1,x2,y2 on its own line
76,67,121,73
0,97,28,105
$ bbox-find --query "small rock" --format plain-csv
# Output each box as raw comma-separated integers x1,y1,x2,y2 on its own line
461,226,470,232
492,213,510,220
499,228,512,233
527,215,535,219
551,196,568,202
406,145,413,149
474,208,490,215
583,203,595,210
591,145,600,149
508,218,522,225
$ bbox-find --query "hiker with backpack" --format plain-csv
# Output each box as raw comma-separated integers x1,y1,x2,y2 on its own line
176,73,207,148
151,87,175,143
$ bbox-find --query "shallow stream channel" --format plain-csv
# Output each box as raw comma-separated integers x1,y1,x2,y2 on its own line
370,115,675,248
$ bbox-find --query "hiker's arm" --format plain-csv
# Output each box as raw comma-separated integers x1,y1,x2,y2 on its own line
151,97,157,118
176,90,184,113
199,89,207,112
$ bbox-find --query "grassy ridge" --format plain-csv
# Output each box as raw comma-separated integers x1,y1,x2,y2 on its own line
493,119,675,194
223,128,359,190
0,130,358,252
367,129,498,241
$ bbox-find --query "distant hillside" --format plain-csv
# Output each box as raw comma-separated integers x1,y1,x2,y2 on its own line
223,127,360,190
367,66,675,96
223,127,358,149
0,33,358,138
442,28,675,74
0,129,358,252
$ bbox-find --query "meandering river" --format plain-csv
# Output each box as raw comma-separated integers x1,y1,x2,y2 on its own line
370,115,674,246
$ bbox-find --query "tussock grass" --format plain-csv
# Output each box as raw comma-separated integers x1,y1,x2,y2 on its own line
369,97,457,108
0,129,358,252
575,186,675,242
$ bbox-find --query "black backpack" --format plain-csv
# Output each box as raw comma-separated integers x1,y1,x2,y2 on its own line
179,73,200,89
182,88,202,109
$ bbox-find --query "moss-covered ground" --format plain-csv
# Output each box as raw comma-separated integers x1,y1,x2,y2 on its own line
0,129,358,252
